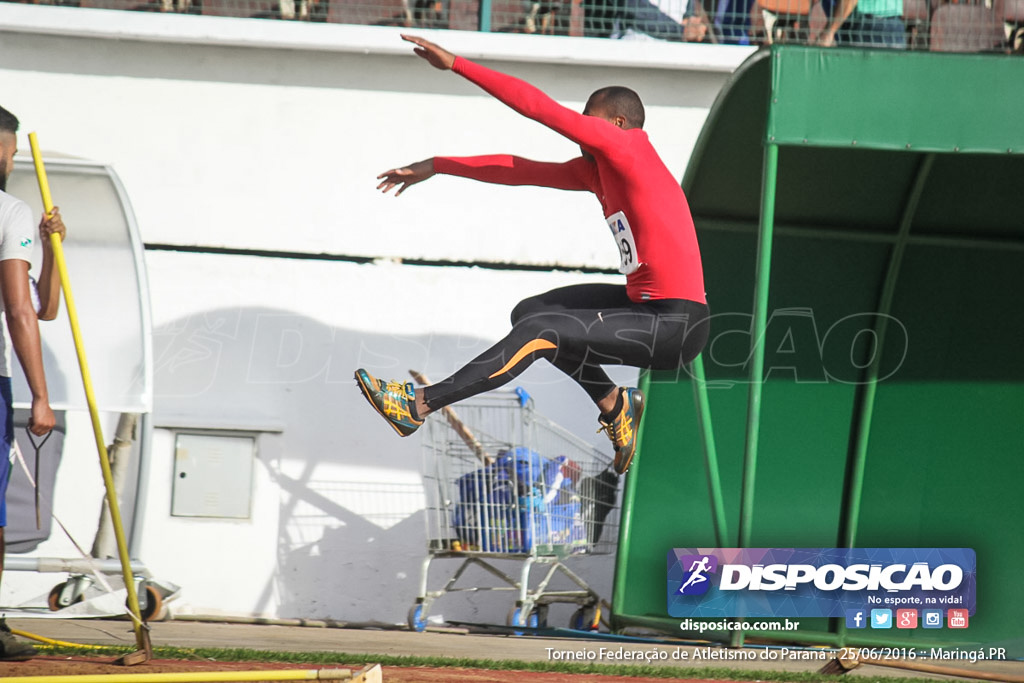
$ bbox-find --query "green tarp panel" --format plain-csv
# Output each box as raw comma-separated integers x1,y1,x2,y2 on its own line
613,46,1024,653
769,49,1024,154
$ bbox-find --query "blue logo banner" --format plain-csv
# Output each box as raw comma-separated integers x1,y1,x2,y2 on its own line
667,548,976,618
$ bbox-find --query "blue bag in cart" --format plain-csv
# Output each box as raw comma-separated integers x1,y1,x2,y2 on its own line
453,447,587,554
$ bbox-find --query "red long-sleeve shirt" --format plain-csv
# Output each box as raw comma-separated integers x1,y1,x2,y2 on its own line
433,57,705,305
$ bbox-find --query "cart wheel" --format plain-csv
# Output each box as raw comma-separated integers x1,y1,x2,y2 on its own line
408,602,429,632
570,604,601,631
141,584,163,622
507,605,525,628
47,582,83,611
507,605,537,635
127,584,164,623
530,604,549,629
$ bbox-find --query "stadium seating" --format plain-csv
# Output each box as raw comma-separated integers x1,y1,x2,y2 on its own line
329,0,410,25
36,0,1024,51
930,2,1004,51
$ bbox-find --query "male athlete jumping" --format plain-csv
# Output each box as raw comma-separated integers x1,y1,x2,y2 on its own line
356,35,708,474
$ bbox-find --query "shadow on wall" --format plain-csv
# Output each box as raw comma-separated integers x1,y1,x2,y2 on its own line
152,306,622,624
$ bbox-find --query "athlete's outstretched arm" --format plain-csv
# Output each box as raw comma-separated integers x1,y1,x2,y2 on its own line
435,155,593,191
377,158,435,196
379,156,594,195
401,35,621,156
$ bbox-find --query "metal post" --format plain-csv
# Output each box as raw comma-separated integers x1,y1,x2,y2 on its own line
840,153,935,549
610,369,650,627
92,413,139,560
479,0,493,31
689,356,729,547
738,142,779,548
834,153,934,648
732,141,779,650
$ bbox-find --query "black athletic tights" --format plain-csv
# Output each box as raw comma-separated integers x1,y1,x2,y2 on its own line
422,283,710,411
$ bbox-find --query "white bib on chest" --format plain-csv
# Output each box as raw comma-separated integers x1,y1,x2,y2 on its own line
606,211,640,275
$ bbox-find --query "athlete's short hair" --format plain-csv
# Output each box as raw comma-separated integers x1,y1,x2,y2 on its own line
0,106,19,136
588,86,645,130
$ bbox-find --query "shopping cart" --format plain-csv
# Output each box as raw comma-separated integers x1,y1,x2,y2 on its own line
409,389,621,632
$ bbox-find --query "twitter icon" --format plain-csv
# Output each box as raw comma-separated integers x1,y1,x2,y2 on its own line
871,609,893,629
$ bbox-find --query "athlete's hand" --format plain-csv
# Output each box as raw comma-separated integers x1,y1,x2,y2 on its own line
39,207,67,249
401,34,456,70
377,159,435,197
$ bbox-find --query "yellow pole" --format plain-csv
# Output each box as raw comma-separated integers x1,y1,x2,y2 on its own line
10,627,109,650
28,132,149,655
0,669,357,683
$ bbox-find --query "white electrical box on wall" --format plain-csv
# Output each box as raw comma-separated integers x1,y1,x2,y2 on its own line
172,433,255,518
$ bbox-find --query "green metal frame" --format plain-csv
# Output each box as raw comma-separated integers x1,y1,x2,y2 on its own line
690,356,729,548
738,143,779,550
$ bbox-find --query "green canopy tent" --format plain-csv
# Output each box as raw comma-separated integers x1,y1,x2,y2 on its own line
613,45,1024,651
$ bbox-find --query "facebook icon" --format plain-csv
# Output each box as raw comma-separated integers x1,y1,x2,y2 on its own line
845,609,867,629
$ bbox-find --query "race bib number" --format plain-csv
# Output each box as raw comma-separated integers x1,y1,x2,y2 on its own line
606,211,640,275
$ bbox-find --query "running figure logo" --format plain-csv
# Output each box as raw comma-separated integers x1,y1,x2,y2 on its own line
677,554,718,595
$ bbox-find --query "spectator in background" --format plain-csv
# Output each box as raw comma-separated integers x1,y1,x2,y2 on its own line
811,0,906,47
713,0,756,44
525,0,563,33
583,0,624,37
614,0,716,41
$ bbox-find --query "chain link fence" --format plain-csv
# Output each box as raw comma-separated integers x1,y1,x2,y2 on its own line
4,0,1021,52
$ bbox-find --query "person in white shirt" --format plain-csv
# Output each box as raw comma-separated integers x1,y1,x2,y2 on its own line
0,103,64,662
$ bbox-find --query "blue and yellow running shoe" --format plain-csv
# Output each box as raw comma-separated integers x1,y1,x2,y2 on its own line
355,369,423,437
598,387,645,474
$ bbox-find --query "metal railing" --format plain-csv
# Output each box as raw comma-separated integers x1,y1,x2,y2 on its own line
4,0,1021,52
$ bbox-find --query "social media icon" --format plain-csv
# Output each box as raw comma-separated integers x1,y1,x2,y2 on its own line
871,609,892,629
896,609,918,629
948,609,969,629
922,609,943,628
845,609,867,629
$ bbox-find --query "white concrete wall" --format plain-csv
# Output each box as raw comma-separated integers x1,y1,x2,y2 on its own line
0,6,753,624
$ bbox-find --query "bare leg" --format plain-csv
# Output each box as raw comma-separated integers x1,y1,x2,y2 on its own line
414,390,433,420
596,387,619,416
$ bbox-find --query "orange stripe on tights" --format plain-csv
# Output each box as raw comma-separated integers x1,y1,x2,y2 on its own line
488,339,557,379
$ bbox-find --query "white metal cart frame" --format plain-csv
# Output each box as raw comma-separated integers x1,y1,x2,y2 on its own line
410,390,620,632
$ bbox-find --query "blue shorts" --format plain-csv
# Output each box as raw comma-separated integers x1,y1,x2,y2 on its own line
0,376,14,528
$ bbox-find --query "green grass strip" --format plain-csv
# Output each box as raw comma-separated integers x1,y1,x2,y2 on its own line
33,642,940,682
